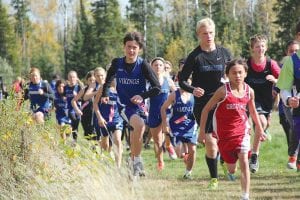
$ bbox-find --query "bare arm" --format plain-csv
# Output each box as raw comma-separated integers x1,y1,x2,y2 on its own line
93,86,106,127
71,88,84,116
167,77,177,92
83,82,98,101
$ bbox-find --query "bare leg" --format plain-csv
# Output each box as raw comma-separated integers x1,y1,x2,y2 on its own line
112,130,123,168
130,114,145,158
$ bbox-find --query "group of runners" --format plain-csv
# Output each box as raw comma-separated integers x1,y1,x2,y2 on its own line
5,17,300,200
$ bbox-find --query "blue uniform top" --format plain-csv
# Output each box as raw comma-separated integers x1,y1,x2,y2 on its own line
28,81,53,113
291,53,300,116
116,57,146,108
50,80,56,93
169,90,196,137
64,84,81,111
54,93,68,118
148,77,170,127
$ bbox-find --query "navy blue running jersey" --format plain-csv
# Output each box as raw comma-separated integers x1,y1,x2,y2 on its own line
169,90,196,137
116,57,146,107
291,53,300,116
148,77,170,128
64,84,81,111
28,81,52,113
54,93,71,125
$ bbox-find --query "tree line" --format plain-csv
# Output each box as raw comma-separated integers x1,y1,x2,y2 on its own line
0,0,299,84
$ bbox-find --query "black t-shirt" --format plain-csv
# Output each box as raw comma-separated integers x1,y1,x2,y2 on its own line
179,45,232,103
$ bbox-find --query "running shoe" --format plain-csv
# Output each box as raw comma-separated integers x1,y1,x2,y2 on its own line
287,156,297,169
157,161,164,171
207,178,218,190
166,146,177,160
220,161,236,181
133,159,146,177
227,173,236,181
264,130,272,141
183,171,192,179
240,196,249,200
249,153,259,173
126,143,130,151
144,143,151,149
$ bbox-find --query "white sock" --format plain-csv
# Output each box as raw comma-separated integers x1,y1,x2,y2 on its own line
185,170,191,175
134,156,141,164
241,192,249,199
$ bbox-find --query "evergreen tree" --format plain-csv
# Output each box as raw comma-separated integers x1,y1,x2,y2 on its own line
0,0,18,76
92,0,124,67
0,57,14,86
11,0,30,37
67,23,85,78
163,0,197,59
272,0,300,60
67,0,98,78
126,0,163,60
11,0,31,75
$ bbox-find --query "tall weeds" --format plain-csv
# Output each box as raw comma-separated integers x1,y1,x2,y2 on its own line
0,98,143,200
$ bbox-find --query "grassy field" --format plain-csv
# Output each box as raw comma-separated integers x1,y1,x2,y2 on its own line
137,112,300,200
1,98,299,200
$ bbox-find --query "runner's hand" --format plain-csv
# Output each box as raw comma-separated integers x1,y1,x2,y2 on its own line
130,95,143,105
193,87,205,98
75,109,83,116
198,131,205,144
98,117,107,127
101,97,109,104
259,132,267,142
162,126,170,134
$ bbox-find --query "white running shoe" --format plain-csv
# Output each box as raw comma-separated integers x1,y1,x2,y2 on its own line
287,156,297,169
183,171,192,179
166,146,177,160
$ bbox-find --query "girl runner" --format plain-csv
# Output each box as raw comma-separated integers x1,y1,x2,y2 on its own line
200,58,265,200
148,57,177,171
161,77,197,179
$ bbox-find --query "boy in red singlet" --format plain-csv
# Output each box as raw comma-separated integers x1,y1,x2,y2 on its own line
199,58,265,200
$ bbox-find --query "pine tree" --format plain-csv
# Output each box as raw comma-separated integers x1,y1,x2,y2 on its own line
272,0,300,59
67,0,98,78
11,0,30,75
126,0,163,60
0,0,19,76
92,0,124,67
67,22,85,78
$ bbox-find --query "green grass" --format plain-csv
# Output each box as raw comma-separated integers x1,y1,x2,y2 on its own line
137,112,300,200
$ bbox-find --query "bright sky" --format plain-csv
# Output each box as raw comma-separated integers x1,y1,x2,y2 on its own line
2,0,165,17
119,0,129,14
